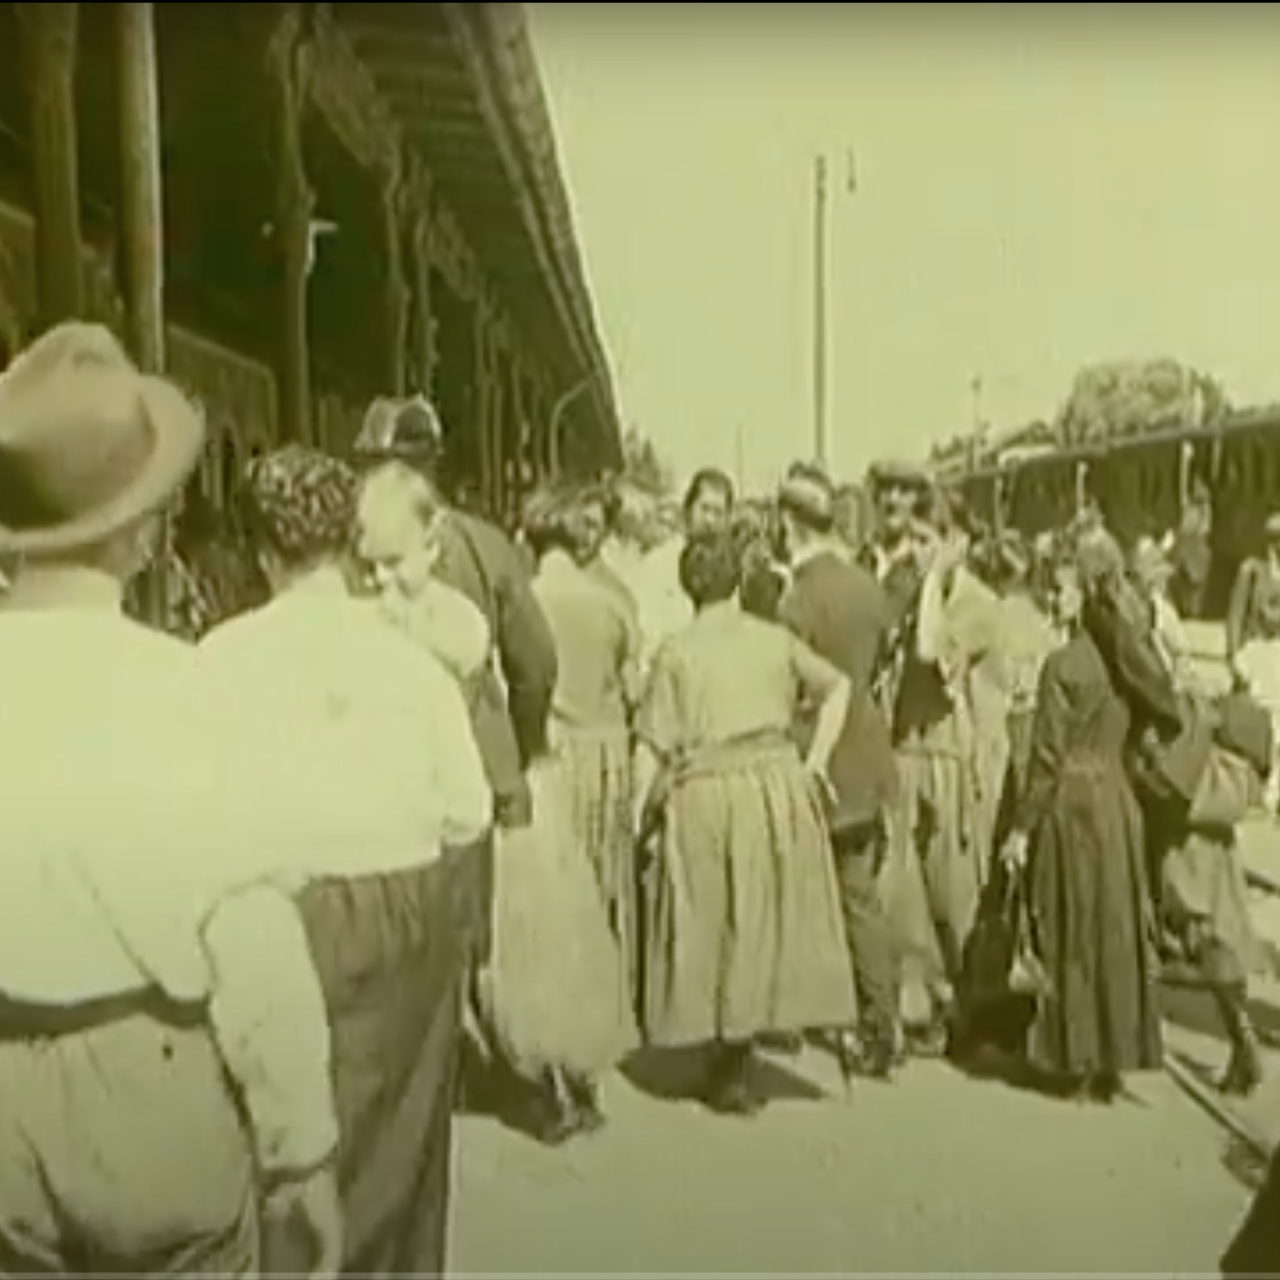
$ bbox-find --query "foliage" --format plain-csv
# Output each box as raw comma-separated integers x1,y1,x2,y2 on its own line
620,427,674,496
1053,358,1231,447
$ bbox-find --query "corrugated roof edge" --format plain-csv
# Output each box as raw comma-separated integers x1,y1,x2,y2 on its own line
444,2,622,464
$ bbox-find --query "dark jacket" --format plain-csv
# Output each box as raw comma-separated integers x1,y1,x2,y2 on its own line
434,509,558,828
780,548,899,832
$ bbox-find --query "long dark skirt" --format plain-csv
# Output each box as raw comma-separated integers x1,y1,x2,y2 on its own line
291,850,474,1278
1027,761,1163,1078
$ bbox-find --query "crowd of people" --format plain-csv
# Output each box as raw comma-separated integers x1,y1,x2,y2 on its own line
0,318,1276,1275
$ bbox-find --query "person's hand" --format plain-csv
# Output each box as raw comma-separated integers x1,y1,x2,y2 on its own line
263,1165,344,1280
804,757,837,809
929,530,969,578
1001,830,1029,872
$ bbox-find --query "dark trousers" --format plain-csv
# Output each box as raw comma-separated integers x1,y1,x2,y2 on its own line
830,819,899,1042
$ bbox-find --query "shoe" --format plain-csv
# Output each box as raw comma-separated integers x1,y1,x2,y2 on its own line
567,1077,607,1134
834,1028,897,1086
703,1044,763,1116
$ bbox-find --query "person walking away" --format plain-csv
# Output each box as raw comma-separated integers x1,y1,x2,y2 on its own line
1226,511,1280,662
474,483,640,1142
774,466,901,1079
998,542,1171,1101
635,532,857,1113
0,322,341,1276
201,445,492,1276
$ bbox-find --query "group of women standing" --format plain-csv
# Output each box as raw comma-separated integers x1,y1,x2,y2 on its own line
472,472,862,1127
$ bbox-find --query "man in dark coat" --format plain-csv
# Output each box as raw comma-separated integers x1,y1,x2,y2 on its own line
775,464,901,1078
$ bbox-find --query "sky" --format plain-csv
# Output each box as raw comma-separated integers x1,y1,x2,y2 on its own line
527,3,1280,491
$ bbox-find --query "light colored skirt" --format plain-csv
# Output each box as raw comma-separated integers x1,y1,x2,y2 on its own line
1163,826,1262,986
553,725,638,997
475,753,638,1079
879,743,981,1020
642,739,858,1047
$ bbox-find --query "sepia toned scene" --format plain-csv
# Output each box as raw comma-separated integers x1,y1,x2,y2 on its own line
2,1,1280,1275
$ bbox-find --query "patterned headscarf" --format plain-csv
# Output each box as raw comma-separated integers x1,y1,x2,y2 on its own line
243,444,359,562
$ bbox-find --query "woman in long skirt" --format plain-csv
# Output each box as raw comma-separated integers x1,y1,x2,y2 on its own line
635,531,858,1114
999,545,1169,1100
475,482,639,1143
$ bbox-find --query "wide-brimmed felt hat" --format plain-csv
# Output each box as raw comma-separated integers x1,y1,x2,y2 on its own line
0,321,205,556
353,394,444,462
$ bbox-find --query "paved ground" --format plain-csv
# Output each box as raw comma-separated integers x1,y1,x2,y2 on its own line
452,1047,1250,1274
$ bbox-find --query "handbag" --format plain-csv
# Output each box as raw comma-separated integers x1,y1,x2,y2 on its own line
1187,744,1258,828
1006,868,1053,1000
960,861,1052,1007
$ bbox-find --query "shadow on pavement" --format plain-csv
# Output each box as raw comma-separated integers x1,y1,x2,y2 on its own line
621,1045,826,1105
1161,980,1280,1047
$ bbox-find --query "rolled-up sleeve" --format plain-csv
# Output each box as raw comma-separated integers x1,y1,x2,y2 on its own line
201,883,338,1180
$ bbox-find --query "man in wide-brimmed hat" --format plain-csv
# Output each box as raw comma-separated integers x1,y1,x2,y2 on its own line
0,323,342,1274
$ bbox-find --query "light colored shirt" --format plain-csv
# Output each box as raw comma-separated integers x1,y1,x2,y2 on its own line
1235,636,1280,720
630,535,690,666
534,550,639,733
1150,591,1194,691
376,573,491,684
200,567,493,869
0,572,335,1176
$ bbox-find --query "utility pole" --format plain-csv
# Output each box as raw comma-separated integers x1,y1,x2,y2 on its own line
811,154,829,471
811,148,857,475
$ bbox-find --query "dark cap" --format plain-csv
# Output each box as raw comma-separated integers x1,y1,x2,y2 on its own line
354,394,444,462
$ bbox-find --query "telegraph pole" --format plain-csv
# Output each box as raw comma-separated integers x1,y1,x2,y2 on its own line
811,149,856,475
811,154,829,470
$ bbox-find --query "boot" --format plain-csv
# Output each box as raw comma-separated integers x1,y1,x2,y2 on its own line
525,1069,581,1145
1215,984,1264,1097
702,1041,762,1116
566,1074,606,1134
